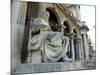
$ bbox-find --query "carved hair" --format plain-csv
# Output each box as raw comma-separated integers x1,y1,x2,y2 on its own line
39,10,50,18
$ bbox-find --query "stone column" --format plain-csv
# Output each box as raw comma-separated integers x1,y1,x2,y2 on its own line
74,37,82,60
80,35,84,60
80,21,89,61
68,33,75,60
83,34,89,61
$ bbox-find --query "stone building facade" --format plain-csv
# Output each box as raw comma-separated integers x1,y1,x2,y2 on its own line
11,0,96,74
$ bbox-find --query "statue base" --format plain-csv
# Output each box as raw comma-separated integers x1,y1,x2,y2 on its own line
12,61,96,74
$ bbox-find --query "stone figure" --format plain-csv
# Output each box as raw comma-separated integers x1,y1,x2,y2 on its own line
27,10,70,63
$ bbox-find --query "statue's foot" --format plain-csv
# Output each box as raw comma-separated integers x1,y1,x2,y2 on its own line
62,55,69,62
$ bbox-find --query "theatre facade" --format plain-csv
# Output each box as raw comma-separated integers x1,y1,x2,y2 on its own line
11,0,96,74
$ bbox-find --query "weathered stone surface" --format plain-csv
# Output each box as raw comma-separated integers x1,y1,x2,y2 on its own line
14,64,33,74
28,10,70,63
11,1,96,75
11,0,27,69
32,64,41,73
12,61,95,74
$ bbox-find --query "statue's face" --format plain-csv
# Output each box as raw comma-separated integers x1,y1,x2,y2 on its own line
43,15,49,22
40,10,49,22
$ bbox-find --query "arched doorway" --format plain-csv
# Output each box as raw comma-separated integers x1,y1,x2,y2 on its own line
63,21,72,58
46,8,61,31
63,21,71,35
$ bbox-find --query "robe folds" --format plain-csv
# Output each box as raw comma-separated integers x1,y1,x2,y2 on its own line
28,31,69,62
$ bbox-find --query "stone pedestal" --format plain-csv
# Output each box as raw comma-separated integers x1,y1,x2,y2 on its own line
12,62,83,74
27,50,42,63
12,61,96,74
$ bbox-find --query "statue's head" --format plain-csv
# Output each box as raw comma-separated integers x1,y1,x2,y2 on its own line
39,10,50,22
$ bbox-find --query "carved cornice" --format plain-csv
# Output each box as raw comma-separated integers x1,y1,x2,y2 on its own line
80,21,89,31
56,4,80,29
74,37,81,43
80,25,89,31
67,32,75,39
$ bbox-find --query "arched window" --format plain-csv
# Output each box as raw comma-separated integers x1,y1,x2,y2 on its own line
46,8,61,31
63,21,72,58
73,29,77,38
63,21,70,36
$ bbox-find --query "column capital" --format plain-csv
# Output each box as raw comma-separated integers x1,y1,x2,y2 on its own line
68,32,75,39
74,36,81,43
80,22,89,31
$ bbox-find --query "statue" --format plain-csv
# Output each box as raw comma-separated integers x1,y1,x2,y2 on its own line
27,10,70,63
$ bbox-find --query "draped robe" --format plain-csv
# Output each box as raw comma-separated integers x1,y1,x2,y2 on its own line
28,17,69,63
28,31,69,62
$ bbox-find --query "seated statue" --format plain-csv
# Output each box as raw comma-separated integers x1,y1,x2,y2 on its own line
27,10,70,63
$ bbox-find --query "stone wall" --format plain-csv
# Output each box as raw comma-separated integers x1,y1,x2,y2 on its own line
11,1,96,74
11,0,27,69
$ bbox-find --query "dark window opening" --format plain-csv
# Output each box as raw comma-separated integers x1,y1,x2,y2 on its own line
63,21,70,36
46,8,60,31
73,29,77,38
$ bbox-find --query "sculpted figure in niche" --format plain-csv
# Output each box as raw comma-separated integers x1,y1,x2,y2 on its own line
27,10,70,63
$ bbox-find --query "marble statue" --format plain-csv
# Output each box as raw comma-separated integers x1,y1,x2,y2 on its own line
27,10,70,63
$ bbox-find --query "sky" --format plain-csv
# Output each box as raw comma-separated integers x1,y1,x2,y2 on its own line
80,5,95,49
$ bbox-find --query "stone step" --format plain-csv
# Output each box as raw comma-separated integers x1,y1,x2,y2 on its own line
12,62,96,74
